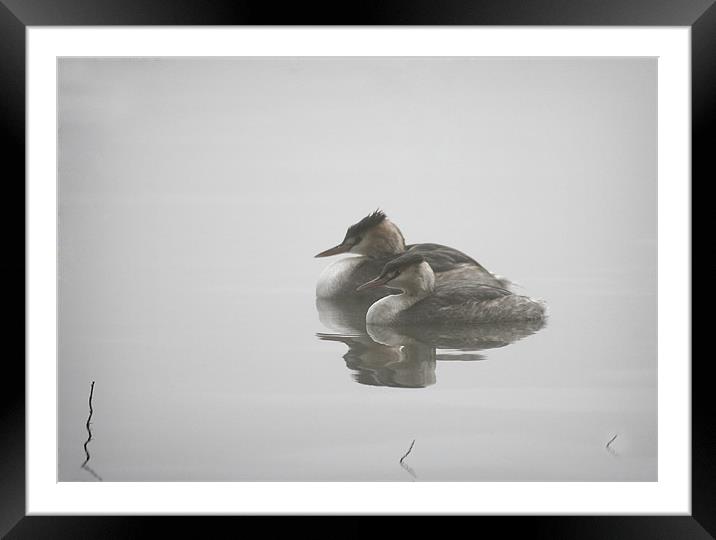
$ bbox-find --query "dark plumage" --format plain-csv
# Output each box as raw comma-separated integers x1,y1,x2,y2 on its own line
375,252,427,278
395,281,543,325
363,252,546,325
405,243,487,273
315,209,510,298
404,294,544,325
369,249,506,290
344,209,388,243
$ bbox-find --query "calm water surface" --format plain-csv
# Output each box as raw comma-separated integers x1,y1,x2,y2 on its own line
59,268,656,481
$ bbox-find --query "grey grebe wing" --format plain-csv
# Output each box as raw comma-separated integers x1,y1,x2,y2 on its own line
405,243,484,272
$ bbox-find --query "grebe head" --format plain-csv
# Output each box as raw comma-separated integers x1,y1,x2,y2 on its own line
314,209,406,259
356,252,435,295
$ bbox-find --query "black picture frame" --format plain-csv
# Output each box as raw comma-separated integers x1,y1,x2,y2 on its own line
3,1,707,537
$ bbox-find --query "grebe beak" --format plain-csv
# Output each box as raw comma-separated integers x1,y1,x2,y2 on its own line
315,242,352,258
356,275,390,292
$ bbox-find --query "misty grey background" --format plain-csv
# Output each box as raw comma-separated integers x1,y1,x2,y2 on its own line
58,57,656,481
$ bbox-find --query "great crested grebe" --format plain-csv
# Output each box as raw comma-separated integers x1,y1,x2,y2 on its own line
315,210,508,299
357,252,546,326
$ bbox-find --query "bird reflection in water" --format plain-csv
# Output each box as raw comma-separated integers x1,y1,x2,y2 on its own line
316,297,545,389
318,332,438,388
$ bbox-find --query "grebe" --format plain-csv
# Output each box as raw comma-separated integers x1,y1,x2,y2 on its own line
315,210,508,299
357,252,546,326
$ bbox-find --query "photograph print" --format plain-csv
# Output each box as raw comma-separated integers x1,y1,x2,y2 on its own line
58,56,656,482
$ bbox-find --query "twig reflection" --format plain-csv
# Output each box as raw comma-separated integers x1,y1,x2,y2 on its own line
606,433,618,457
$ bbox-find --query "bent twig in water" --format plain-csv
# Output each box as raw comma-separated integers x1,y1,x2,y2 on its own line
399,440,417,480
400,439,416,464
81,380,103,481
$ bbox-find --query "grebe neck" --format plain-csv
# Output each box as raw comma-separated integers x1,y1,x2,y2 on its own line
365,262,435,325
